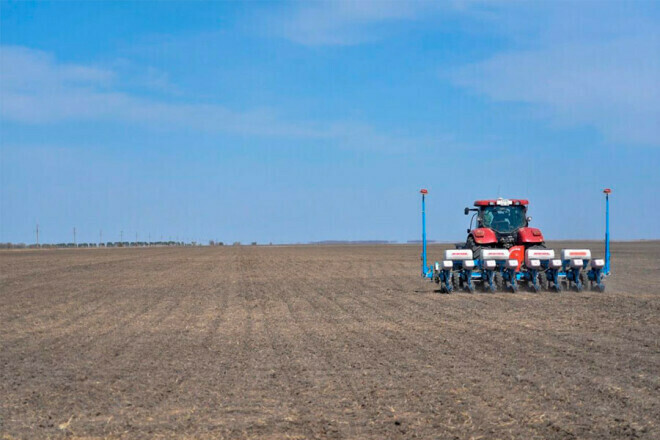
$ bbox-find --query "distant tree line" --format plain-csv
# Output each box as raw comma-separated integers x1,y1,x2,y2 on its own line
0,240,394,249
310,240,394,245
0,241,208,249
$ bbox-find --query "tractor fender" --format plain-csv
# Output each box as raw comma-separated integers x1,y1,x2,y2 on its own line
470,228,497,245
518,227,544,244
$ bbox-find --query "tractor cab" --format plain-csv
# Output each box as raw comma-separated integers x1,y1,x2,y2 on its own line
465,198,544,251
472,199,528,234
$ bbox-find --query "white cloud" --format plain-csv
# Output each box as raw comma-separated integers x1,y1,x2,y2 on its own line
450,27,660,146
262,0,520,46
265,0,438,46
1,46,116,91
0,45,439,151
263,1,659,146
0,46,301,135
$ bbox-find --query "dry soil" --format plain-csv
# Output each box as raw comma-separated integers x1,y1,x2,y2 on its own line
1,242,659,439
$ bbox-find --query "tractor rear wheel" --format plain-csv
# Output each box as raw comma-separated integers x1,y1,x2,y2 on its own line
466,236,482,260
527,244,547,251
452,272,461,292
493,272,504,292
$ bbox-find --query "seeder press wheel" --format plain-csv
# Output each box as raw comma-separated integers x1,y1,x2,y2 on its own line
508,278,518,293
452,272,461,292
590,272,606,292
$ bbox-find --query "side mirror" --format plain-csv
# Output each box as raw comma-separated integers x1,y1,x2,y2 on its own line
467,229,470,234
464,207,470,215
527,216,532,223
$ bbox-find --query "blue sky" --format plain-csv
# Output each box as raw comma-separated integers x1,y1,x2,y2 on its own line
1,0,658,244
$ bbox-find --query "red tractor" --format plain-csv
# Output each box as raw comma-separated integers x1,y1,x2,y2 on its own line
464,198,545,268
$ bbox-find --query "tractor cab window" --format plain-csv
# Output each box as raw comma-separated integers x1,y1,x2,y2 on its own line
480,206,526,233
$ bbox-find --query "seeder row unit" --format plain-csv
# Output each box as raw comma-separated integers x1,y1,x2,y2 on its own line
433,248,607,293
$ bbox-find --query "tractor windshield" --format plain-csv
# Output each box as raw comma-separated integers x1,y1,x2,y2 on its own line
480,206,526,233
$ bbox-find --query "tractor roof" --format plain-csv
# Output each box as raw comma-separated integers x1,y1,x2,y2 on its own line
474,198,529,207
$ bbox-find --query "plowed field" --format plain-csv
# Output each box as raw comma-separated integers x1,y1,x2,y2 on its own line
1,242,659,439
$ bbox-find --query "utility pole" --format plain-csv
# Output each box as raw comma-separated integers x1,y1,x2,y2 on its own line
135,232,138,244
99,229,103,245
35,223,40,247
73,227,76,246
120,230,123,243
